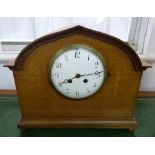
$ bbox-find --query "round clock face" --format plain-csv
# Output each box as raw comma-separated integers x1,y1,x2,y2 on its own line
50,44,107,99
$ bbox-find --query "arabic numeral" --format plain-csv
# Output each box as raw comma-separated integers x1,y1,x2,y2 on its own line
97,74,101,78
75,49,80,58
58,83,62,87
64,55,68,61
95,71,101,78
94,82,97,87
75,91,79,96
54,73,59,78
66,89,69,94
56,62,62,68
101,71,104,77
94,61,99,68
86,89,90,93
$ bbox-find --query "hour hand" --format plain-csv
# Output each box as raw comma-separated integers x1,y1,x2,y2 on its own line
58,78,73,86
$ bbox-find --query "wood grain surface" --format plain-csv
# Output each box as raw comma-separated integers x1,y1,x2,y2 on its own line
4,26,150,129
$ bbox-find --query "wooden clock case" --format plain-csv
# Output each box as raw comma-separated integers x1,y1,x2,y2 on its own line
4,25,150,130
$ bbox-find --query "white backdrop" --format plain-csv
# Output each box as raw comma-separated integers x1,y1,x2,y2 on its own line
0,17,130,42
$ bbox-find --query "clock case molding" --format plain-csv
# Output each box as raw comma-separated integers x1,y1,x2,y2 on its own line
5,25,149,71
4,25,151,130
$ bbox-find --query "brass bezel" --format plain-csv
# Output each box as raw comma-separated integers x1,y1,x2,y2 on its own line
48,44,108,100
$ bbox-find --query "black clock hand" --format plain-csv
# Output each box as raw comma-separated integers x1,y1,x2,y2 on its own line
59,71,103,86
80,71,103,77
58,76,77,85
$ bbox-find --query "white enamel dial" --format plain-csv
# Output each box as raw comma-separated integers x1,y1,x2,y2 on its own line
50,45,107,99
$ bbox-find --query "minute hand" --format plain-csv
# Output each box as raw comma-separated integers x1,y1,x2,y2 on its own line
80,71,103,77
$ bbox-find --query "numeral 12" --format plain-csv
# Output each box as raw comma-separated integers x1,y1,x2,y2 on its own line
75,50,80,58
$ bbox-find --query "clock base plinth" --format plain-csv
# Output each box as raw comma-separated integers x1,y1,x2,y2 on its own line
17,118,137,130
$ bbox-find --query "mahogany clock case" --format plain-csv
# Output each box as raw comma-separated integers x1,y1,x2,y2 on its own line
4,25,150,130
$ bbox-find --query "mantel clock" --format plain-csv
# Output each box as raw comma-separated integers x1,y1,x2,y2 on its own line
4,25,151,130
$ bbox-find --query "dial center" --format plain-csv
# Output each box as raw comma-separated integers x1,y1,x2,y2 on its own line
75,74,81,78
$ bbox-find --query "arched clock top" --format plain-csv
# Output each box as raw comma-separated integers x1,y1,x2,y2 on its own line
4,25,151,71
